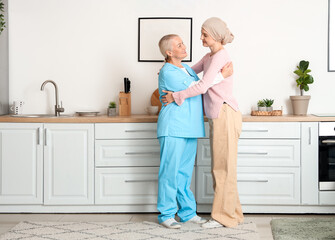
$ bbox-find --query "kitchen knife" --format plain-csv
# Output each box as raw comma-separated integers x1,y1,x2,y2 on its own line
124,78,127,93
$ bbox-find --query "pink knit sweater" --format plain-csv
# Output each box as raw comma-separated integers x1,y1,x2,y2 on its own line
172,49,239,119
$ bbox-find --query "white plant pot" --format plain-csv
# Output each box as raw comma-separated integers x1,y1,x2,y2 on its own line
266,107,273,111
107,108,117,116
258,107,267,111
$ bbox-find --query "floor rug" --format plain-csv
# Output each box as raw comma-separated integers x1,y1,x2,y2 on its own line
0,221,259,240
271,218,335,240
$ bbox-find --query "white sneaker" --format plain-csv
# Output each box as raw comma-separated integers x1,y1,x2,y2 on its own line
201,219,223,228
187,215,207,224
160,218,182,229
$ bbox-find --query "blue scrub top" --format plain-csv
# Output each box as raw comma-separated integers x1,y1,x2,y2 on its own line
157,63,205,138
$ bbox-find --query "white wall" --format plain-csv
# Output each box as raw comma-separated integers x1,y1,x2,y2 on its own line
8,0,335,115
0,0,8,115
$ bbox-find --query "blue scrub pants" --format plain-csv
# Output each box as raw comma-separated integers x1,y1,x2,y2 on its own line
157,136,197,223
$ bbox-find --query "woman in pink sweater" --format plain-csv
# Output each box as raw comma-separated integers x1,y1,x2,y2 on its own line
162,17,243,228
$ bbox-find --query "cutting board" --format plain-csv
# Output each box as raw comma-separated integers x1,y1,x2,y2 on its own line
150,88,162,113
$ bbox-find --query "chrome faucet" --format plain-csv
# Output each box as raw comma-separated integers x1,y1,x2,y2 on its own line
40,80,64,116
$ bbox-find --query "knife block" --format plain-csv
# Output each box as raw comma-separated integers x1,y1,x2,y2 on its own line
119,92,131,116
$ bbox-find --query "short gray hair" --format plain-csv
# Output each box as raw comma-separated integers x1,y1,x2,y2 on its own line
158,34,179,61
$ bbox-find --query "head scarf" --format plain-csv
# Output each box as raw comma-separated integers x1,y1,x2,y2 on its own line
202,17,234,45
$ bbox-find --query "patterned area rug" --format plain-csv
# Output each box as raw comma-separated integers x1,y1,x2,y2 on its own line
271,218,335,240
0,221,259,240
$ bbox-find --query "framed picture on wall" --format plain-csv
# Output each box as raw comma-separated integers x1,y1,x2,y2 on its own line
138,17,192,62
329,0,335,71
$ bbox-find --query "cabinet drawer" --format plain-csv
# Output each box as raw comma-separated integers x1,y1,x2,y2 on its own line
95,140,160,167
95,167,159,205
95,167,196,205
197,139,300,167
240,122,300,139
196,167,300,205
95,123,157,139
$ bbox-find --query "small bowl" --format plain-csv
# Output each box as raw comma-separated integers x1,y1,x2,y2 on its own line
145,106,159,115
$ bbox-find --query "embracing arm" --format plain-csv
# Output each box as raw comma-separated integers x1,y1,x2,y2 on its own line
162,59,233,105
191,61,233,88
173,53,229,105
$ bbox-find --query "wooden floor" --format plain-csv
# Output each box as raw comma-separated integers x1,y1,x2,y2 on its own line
0,213,334,240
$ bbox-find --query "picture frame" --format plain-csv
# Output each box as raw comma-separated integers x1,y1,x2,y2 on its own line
138,17,192,62
328,0,335,71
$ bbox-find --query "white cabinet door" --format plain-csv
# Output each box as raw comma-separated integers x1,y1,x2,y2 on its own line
200,122,300,139
240,122,300,139
197,139,300,167
196,166,300,205
301,122,319,205
95,167,159,205
95,167,196,205
44,124,94,205
95,123,157,139
0,123,43,204
95,139,160,167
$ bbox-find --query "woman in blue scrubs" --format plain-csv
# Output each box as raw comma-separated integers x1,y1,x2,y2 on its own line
156,34,207,229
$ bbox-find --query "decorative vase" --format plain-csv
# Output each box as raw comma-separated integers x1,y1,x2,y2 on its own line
107,108,116,116
290,95,311,115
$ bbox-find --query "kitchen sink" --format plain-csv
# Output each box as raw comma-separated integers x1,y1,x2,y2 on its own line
11,114,73,118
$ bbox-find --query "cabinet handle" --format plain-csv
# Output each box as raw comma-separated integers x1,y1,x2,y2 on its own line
242,129,269,132
125,179,158,183
238,152,268,155
308,127,312,145
125,152,159,155
37,127,42,145
125,130,156,133
44,128,48,146
321,140,335,144
238,179,269,183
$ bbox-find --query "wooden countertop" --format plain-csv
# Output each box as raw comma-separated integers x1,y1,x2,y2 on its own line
0,114,335,123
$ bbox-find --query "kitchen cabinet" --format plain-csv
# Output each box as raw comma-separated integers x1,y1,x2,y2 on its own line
196,122,301,212
95,167,159,205
0,119,333,213
95,123,160,207
95,139,160,167
0,123,94,206
95,123,195,209
43,124,94,205
0,123,43,204
196,166,300,205
301,122,319,205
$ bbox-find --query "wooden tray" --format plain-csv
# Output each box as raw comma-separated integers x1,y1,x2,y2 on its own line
251,110,282,116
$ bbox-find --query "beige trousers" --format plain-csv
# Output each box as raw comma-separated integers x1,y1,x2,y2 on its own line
208,104,243,228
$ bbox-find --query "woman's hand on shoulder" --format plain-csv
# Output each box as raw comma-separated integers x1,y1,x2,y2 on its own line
161,90,175,106
221,62,233,78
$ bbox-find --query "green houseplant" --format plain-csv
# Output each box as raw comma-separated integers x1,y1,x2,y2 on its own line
0,0,5,34
290,60,314,115
107,101,117,116
294,60,314,96
257,100,267,111
263,98,274,111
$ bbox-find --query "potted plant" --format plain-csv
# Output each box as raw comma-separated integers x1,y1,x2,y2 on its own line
107,101,117,116
257,100,267,111
263,99,274,111
290,60,314,115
